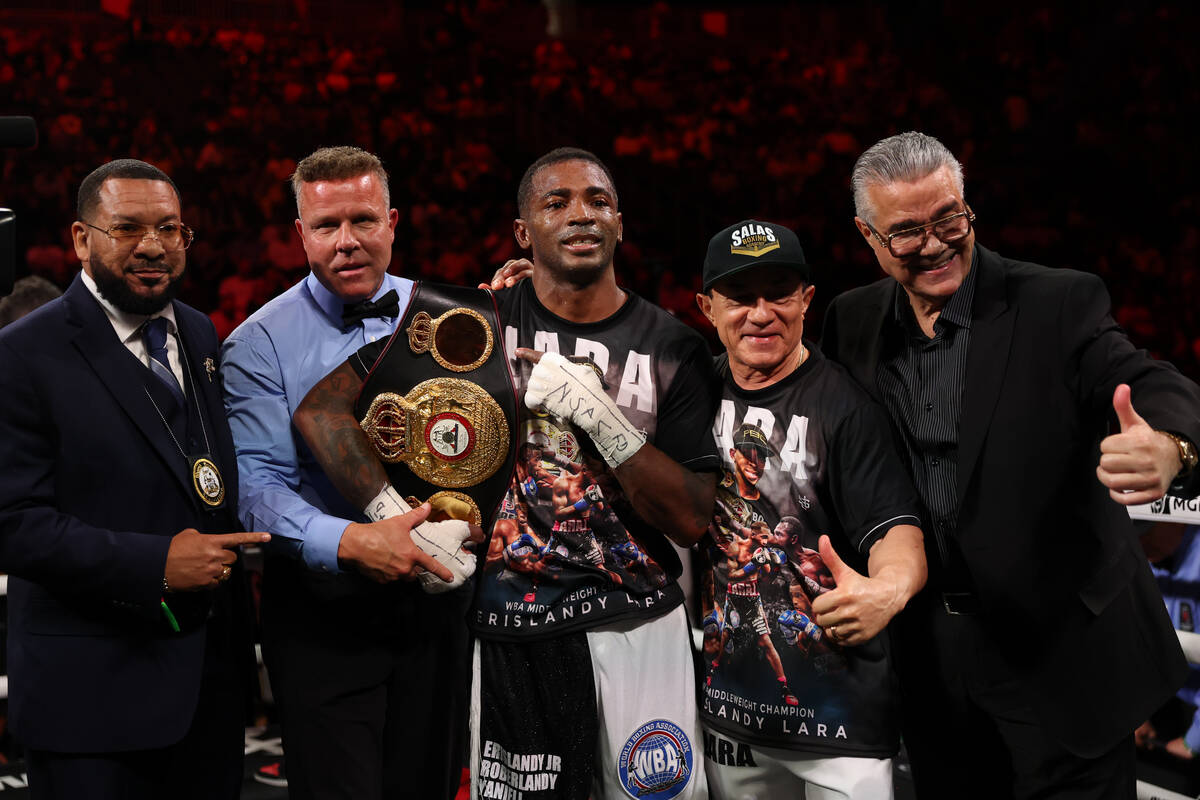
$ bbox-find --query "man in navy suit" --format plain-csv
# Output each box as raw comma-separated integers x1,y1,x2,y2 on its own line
0,159,269,799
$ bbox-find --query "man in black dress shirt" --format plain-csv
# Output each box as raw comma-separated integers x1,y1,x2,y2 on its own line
822,131,1200,798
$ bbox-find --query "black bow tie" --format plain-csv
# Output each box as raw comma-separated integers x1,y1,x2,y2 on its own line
342,289,400,327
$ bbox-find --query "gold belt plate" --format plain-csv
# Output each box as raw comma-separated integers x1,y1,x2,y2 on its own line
359,377,509,488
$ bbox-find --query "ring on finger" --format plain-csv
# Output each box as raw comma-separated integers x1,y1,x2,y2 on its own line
219,565,232,581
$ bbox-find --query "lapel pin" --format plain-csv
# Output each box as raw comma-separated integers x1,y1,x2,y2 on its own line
204,357,216,382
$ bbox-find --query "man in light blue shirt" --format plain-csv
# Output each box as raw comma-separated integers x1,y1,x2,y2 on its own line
221,146,470,800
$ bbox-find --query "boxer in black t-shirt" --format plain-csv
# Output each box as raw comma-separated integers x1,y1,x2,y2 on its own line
695,220,926,799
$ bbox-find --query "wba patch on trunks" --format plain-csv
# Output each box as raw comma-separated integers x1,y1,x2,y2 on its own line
477,634,597,799
616,719,697,798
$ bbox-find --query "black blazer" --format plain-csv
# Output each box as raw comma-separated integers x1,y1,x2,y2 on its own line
821,244,1200,757
0,275,240,752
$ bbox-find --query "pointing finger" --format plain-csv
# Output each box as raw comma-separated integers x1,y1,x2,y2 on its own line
214,531,271,549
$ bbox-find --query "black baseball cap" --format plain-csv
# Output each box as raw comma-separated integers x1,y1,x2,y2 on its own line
702,219,811,292
732,423,777,457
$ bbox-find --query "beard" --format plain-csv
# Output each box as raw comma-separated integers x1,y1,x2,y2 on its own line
91,256,183,316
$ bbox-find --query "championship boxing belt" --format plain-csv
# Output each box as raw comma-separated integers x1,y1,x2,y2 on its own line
355,282,518,529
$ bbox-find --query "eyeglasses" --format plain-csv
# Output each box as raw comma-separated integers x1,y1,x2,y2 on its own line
868,207,975,258
84,221,195,251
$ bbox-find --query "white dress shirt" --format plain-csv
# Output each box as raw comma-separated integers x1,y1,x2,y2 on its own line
79,268,185,388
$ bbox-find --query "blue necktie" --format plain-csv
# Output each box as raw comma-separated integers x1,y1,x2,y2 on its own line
143,317,186,405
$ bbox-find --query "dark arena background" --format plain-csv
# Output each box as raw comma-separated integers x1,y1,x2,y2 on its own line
1,1,1199,798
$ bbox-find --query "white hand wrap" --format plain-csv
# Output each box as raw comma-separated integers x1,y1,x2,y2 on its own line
523,352,646,469
365,485,476,593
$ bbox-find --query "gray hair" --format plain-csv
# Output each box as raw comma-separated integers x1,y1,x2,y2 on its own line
851,132,964,225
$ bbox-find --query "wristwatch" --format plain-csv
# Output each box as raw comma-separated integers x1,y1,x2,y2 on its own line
1160,431,1198,479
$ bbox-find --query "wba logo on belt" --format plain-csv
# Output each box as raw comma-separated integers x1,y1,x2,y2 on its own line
360,378,509,487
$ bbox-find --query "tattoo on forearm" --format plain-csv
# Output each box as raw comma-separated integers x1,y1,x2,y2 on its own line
299,364,388,508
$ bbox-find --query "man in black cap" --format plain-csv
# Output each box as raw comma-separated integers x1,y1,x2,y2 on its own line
695,219,926,799
729,422,775,500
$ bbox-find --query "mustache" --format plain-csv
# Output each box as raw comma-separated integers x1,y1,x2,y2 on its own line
125,258,167,270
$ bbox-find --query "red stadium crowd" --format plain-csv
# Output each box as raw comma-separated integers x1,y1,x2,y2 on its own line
1,3,1197,363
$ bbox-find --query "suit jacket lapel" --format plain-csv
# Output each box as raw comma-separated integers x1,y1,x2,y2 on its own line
64,277,196,505
173,303,239,508
173,307,220,441
956,246,1017,508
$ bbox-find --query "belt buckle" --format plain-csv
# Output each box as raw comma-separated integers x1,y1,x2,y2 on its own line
942,592,980,616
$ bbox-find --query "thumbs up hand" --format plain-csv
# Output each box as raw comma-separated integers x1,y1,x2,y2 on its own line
810,534,906,647
1097,384,1182,505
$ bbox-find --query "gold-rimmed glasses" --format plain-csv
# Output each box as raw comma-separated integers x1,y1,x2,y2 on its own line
868,207,975,258
84,221,195,251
